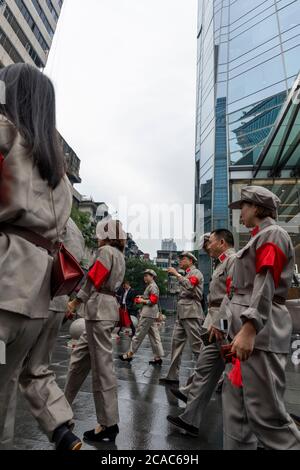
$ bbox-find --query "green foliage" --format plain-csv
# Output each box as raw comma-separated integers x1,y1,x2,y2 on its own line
125,258,168,295
71,206,97,250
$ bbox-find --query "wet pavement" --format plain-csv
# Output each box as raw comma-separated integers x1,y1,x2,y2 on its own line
13,314,300,450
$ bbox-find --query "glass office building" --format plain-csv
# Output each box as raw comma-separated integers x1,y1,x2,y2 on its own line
195,0,300,280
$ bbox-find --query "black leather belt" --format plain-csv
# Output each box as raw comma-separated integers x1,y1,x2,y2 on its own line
98,288,116,298
273,295,286,305
234,291,286,305
209,301,222,308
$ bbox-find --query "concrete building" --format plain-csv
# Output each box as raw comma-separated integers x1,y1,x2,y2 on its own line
0,1,82,197
0,0,63,68
194,0,300,284
161,238,177,252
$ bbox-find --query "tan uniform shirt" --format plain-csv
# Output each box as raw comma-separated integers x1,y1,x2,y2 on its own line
204,248,236,329
0,115,72,318
223,217,295,353
140,281,160,319
177,266,204,320
77,245,125,321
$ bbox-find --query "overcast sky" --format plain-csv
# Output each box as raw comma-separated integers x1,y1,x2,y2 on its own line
45,0,198,257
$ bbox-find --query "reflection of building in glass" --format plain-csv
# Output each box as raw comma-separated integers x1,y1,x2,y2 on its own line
231,92,287,166
194,0,300,282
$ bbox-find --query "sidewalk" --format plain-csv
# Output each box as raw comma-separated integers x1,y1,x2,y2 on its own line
13,315,300,450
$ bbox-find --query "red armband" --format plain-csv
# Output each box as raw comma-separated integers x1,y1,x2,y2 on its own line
226,276,232,296
149,294,159,305
189,276,199,287
87,260,110,289
256,242,287,288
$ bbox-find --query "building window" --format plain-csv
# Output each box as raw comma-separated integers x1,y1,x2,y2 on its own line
0,26,23,63
15,0,50,52
3,6,44,68
45,0,58,22
31,0,55,38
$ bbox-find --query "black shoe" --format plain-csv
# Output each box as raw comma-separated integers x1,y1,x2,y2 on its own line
159,377,179,386
83,425,119,443
53,424,82,451
170,388,188,404
149,359,163,366
290,413,300,427
167,415,198,437
119,354,133,363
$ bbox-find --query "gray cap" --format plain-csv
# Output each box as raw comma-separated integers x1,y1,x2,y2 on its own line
144,269,157,278
229,186,280,212
179,251,198,263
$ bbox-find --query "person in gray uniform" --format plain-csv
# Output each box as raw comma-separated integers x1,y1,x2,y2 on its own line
67,219,126,444
160,252,204,385
17,219,85,450
119,269,164,365
221,186,300,450
0,64,79,450
167,230,236,436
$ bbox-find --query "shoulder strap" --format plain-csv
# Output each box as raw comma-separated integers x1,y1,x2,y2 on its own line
50,189,60,243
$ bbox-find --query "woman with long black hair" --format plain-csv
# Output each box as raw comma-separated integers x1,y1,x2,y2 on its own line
0,64,80,450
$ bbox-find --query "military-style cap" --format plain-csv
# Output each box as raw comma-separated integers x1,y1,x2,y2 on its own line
229,186,280,212
179,251,198,263
144,269,157,278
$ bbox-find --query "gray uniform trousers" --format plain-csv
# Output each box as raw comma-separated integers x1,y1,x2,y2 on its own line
179,342,225,428
0,310,45,449
0,310,74,448
166,318,202,381
130,316,164,357
65,323,120,427
64,330,91,405
222,349,300,450
18,312,73,438
85,320,119,427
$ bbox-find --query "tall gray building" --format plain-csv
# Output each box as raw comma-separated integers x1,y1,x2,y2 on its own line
0,1,82,191
0,0,63,68
195,0,300,282
161,239,177,252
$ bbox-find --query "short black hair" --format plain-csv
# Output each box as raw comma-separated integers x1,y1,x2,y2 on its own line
211,229,234,247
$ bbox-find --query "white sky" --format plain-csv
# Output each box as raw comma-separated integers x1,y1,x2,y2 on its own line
46,0,198,258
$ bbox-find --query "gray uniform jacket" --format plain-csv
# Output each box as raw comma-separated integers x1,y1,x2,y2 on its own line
177,266,204,320
140,281,160,319
204,248,236,329
221,217,295,353
0,115,72,318
77,245,125,321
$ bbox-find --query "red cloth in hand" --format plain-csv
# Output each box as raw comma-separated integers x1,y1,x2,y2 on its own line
228,357,243,388
226,276,232,296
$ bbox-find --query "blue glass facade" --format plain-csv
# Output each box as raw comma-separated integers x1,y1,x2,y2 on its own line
195,0,300,238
